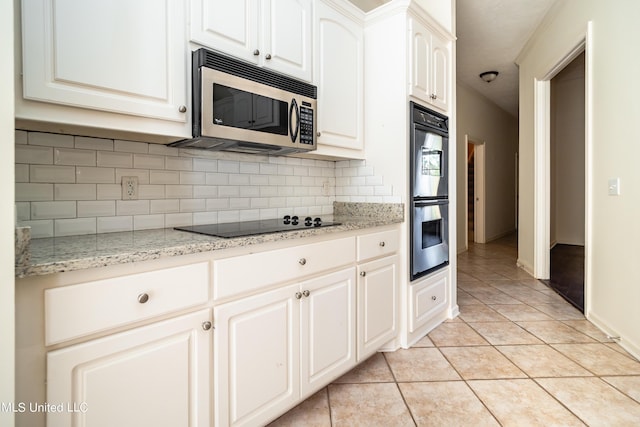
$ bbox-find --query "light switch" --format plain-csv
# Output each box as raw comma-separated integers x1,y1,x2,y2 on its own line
608,178,621,196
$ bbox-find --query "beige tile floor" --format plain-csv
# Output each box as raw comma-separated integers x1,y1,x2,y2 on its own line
269,235,640,426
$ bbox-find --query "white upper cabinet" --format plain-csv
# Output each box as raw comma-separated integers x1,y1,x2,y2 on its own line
313,0,364,156
190,0,313,82
19,0,190,139
409,16,450,112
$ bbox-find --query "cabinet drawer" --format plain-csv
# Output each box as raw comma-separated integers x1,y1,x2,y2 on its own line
214,237,356,300
45,262,210,345
357,229,399,262
409,272,447,333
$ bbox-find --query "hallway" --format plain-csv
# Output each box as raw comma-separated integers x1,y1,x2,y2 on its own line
270,235,640,426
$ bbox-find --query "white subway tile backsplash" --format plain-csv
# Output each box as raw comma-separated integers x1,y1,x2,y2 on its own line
133,214,165,230
77,201,116,217
16,183,54,201
165,185,192,199
55,184,96,201
116,200,150,216
16,145,53,164
28,132,74,148
31,201,76,220
114,140,148,153
15,131,391,237
164,213,192,227
134,154,165,170
150,199,180,214
55,148,96,166
55,218,97,237
18,220,54,238
30,165,76,183
180,171,205,185
74,136,114,151
149,170,179,184
96,184,122,200
97,216,133,233
165,156,192,171
76,167,115,183
97,151,133,168
15,164,29,183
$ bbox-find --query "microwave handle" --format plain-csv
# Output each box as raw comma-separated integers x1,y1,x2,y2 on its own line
289,98,300,143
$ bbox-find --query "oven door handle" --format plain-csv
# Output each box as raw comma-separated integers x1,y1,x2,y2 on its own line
414,199,448,207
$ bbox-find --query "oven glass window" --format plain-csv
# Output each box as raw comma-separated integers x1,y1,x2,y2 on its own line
212,84,288,135
421,149,442,176
422,219,442,248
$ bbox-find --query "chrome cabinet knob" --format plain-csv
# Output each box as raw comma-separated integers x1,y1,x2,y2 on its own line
379,241,386,247
178,105,187,113
253,49,260,56
360,271,366,277
295,292,303,300
137,293,149,304
316,131,321,137
302,290,310,298
430,94,437,100
431,295,437,301
299,258,307,266
265,53,272,60
202,321,212,331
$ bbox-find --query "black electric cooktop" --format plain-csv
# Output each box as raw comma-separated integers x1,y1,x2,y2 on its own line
175,216,340,238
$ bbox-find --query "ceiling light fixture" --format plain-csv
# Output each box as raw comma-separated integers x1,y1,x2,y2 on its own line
479,71,499,83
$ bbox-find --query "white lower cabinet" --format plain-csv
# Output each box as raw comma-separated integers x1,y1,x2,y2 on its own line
409,269,448,335
357,255,398,361
46,309,212,427
214,267,356,427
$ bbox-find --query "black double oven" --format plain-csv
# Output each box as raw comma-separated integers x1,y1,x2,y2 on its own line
410,102,449,280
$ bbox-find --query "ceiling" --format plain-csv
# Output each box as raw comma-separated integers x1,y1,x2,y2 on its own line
347,0,557,117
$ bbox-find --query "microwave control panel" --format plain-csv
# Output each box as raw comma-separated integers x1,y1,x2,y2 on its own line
299,105,314,146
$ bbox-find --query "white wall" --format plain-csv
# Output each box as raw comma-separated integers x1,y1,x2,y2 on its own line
517,0,640,357
456,83,518,250
1,0,15,424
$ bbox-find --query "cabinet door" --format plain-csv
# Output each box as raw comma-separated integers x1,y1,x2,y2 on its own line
22,0,188,124
314,1,364,153
409,18,432,105
190,0,259,64
431,33,449,111
46,310,212,427
357,255,399,361
300,268,356,397
214,285,300,427
261,0,313,81
409,270,448,333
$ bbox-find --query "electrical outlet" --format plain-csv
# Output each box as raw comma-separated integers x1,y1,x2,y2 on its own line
322,180,331,196
122,176,139,200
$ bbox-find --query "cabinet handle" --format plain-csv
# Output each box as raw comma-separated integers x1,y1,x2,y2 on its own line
379,241,386,247
178,105,187,113
202,321,212,331
137,293,149,304
295,292,303,300
265,53,272,60
360,271,366,277
316,131,321,137
430,94,437,100
253,49,260,56
302,290,310,298
299,258,307,266
431,295,437,301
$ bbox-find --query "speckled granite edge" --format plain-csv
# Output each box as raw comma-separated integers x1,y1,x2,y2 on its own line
333,202,404,220
15,204,404,278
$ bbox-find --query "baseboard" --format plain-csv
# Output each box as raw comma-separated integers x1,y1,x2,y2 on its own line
485,228,517,243
588,311,640,361
517,258,535,276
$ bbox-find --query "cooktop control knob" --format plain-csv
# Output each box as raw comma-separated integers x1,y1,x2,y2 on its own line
283,215,291,224
291,215,299,225
313,217,322,227
304,217,312,226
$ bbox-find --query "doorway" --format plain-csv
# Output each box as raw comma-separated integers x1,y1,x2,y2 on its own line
547,52,586,312
465,136,485,246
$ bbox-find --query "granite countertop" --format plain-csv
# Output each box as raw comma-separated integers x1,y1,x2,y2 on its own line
15,202,404,278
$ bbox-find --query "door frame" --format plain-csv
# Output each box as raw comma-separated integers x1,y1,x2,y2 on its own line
464,135,485,248
533,23,592,314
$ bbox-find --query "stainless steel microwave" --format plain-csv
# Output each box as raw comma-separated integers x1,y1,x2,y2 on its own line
170,49,317,155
